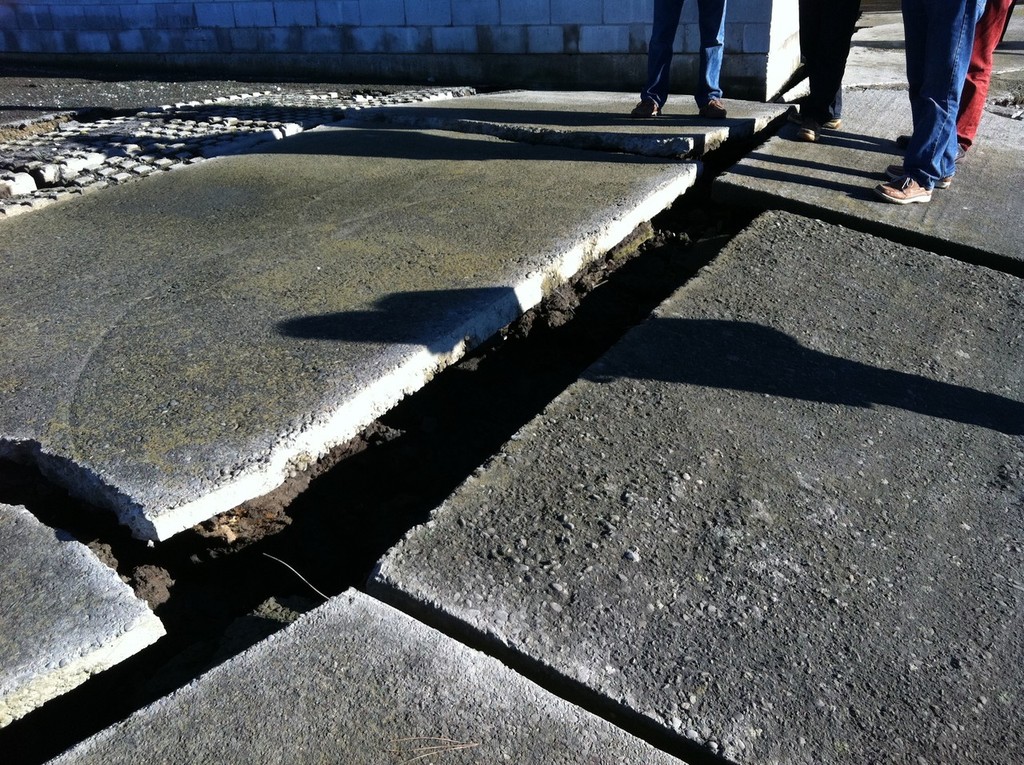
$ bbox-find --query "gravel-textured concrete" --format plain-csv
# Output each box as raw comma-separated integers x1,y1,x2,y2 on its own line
50,590,684,765
371,211,1024,765
347,90,789,158
0,122,696,540
0,504,164,728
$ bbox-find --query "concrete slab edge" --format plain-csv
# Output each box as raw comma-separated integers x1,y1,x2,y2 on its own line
364,573,710,765
134,164,697,542
711,181,1024,278
2,163,697,541
347,108,699,157
1,611,164,729
0,440,162,541
348,106,785,160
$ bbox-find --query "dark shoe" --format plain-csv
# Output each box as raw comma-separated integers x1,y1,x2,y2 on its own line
874,176,932,204
885,163,952,189
699,99,727,119
630,99,660,117
821,117,842,130
796,119,819,142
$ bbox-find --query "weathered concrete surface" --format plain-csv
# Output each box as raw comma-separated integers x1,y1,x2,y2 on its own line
50,590,684,765
346,90,789,158
845,9,1024,91
712,87,1024,271
0,123,696,541
371,211,1024,765
0,504,164,728
843,13,913,89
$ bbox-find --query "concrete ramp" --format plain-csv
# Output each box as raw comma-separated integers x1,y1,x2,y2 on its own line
50,590,684,765
0,124,696,540
371,211,1024,764
712,88,1024,271
0,504,164,728
347,90,789,157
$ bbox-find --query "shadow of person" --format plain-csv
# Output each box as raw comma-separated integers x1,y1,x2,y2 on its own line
587,319,1024,436
277,287,521,354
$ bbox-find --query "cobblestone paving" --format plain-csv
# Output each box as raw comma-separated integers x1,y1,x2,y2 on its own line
0,85,475,218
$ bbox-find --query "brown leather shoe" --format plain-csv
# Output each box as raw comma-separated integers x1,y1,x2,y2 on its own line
699,99,727,119
874,176,933,205
885,164,952,189
630,99,660,117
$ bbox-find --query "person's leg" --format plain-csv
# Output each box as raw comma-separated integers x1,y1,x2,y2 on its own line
798,0,824,119
695,0,727,107
829,89,844,123
903,0,981,188
957,0,1017,149
803,0,861,123
641,0,687,109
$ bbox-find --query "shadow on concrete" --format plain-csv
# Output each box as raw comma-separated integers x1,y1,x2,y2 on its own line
589,319,1024,436
727,149,881,200
277,287,521,353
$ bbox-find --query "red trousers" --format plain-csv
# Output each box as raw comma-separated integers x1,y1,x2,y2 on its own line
958,0,1018,148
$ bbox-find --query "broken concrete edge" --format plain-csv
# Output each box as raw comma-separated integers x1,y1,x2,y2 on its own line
0,440,162,541
346,108,700,158
364,569,711,765
0,611,164,729
345,102,789,161
0,504,166,729
710,180,1024,279
2,165,697,543
132,163,697,542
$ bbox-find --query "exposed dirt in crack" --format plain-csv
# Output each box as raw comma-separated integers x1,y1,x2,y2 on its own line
0,126,768,763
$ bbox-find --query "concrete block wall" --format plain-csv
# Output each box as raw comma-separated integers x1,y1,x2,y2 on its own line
0,0,800,100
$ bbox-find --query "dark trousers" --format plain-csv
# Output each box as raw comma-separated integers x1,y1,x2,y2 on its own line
799,0,862,123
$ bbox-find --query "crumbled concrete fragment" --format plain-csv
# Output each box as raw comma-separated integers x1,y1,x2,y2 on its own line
0,172,36,197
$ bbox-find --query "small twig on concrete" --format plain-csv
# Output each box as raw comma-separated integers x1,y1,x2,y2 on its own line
261,552,329,600
390,736,481,763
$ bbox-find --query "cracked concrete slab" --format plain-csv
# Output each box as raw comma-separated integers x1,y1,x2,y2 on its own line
712,87,1024,271
346,90,789,158
0,504,164,728
0,124,696,540
370,211,1024,765
50,590,684,765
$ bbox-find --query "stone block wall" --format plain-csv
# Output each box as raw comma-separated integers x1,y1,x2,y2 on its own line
0,0,800,100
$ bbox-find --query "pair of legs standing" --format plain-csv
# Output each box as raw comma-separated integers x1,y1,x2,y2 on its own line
633,0,728,117
958,0,1019,152
797,0,862,132
875,0,984,203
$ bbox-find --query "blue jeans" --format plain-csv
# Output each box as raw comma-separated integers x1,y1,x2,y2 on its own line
902,0,984,188
641,0,727,109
